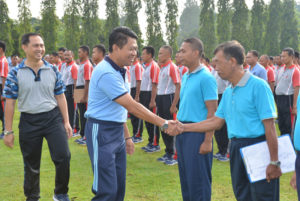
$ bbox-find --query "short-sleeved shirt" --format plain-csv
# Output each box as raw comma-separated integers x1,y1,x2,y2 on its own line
3,59,65,114
275,64,300,95
265,66,275,83
177,65,218,123
215,71,277,139
211,69,229,94
157,60,180,95
0,56,9,84
58,61,65,72
250,63,267,81
76,59,93,87
178,65,188,79
61,61,78,86
85,56,130,123
129,61,143,88
8,64,17,73
294,93,300,151
275,64,285,86
140,60,160,92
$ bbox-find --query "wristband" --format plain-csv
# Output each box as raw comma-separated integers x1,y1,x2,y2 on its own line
125,137,132,141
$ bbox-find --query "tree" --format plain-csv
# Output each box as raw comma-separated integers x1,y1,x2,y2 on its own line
81,0,100,51
105,0,119,48
217,0,231,43
18,0,32,35
145,0,165,57
250,0,265,53
0,0,12,55
40,0,59,54
124,0,143,51
231,0,250,50
280,0,299,51
165,0,178,55
10,20,21,56
199,0,217,58
264,0,281,55
63,0,81,56
178,1,200,47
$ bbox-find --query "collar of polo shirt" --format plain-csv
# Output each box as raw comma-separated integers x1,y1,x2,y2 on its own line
161,60,172,68
188,65,203,75
230,70,251,88
19,58,51,69
285,64,296,70
104,56,126,80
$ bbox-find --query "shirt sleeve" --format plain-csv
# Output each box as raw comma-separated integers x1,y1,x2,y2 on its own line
215,93,225,119
99,72,128,101
53,66,66,95
201,74,218,101
182,67,188,75
169,64,180,84
254,80,277,120
267,68,275,83
84,63,93,81
71,65,78,80
260,68,268,81
292,68,300,88
2,68,19,99
135,64,143,81
150,64,159,84
2,61,8,78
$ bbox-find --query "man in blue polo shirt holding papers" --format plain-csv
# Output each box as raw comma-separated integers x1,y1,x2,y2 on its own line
168,41,282,201
84,26,177,201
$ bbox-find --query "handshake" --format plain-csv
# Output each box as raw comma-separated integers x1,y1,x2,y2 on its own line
164,120,184,136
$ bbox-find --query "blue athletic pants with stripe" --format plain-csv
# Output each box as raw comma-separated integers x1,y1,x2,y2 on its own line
176,131,213,201
85,118,126,201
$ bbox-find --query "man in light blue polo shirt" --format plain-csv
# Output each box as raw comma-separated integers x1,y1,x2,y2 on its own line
169,41,282,201
246,50,267,81
176,37,218,201
84,26,177,201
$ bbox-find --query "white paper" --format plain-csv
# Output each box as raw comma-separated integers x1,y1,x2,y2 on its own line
240,135,296,183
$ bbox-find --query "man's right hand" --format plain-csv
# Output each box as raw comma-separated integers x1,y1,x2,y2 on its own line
4,134,14,148
266,164,282,182
149,101,156,109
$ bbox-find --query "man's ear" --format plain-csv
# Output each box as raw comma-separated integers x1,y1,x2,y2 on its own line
112,44,119,53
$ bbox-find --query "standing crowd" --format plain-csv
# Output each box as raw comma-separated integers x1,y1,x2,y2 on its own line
0,25,300,201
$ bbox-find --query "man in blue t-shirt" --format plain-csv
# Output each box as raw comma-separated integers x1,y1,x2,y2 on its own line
168,41,282,201
84,26,177,201
176,37,218,201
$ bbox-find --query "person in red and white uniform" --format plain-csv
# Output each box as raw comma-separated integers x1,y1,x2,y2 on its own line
61,50,78,131
92,44,106,66
76,45,93,144
0,41,8,138
58,47,67,72
50,52,62,71
156,45,181,165
129,54,144,143
175,51,188,79
139,46,161,152
259,55,275,93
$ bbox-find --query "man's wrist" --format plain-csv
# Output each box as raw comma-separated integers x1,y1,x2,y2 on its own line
4,130,14,136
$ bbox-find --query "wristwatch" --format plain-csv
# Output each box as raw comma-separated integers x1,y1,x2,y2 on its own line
160,120,169,131
4,130,14,136
270,161,281,168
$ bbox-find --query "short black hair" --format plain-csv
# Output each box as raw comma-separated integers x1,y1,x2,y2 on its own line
65,49,74,55
0,41,6,52
205,57,210,63
80,45,90,55
269,56,274,61
295,51,299,59
248,50,259,58
142,46,155,58
93,44,106,55
183,37,204,57
11,53,18,57
161,45,173,56
109,26,138,53
51,52,59,57
214,40,245,65
58,47,67,52
21,33,42,45
282,47,295,57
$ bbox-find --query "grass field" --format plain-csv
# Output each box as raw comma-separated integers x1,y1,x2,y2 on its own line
0,109,298,201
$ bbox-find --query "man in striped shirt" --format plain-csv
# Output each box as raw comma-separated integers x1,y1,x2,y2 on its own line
156,45,181,165
76,45,93,144
140,46,161,152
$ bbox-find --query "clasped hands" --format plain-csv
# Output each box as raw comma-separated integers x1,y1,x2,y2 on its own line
163,120,184,136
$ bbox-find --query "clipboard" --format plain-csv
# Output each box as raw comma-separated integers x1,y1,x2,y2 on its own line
240,134,296,183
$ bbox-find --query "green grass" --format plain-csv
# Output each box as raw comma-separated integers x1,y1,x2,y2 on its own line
0,110,297,201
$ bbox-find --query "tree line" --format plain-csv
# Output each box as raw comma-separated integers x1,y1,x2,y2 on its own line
0,0,299,59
